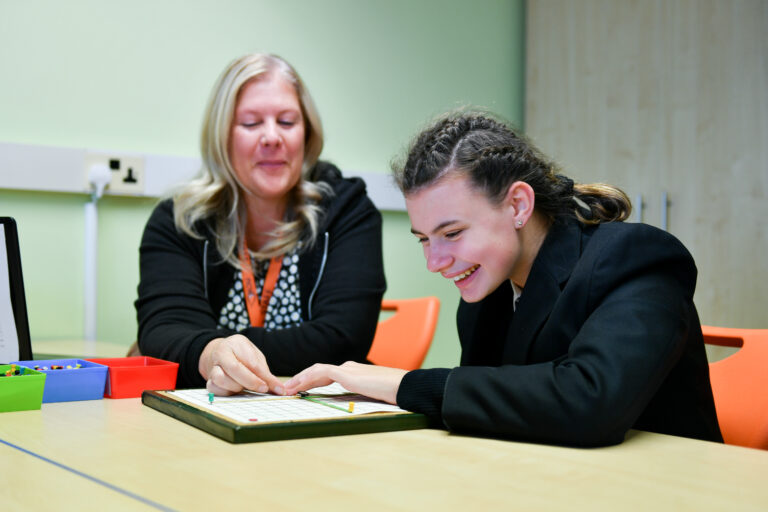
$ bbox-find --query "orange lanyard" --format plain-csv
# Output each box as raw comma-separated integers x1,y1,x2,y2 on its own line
239,235,283,328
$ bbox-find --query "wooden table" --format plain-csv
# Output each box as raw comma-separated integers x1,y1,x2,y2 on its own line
5,341,767,510
2,395,767,511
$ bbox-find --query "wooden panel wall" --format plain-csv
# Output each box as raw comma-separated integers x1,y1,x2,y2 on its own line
525,0,768,328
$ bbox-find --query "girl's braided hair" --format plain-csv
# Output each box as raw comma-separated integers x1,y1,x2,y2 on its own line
393,111,630,224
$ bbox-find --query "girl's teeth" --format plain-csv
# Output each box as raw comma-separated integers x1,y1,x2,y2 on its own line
453,266,478,282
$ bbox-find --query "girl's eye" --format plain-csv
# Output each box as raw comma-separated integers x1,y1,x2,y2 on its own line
415,236,428,245
278,120,296,126
445,230,462,239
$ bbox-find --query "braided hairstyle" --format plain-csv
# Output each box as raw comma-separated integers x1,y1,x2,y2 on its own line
393,112,631,224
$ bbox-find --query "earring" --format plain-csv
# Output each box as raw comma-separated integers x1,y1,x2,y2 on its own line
516,220,523,228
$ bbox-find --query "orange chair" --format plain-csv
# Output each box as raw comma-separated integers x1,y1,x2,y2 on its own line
367,297,440,370
703,325,768,450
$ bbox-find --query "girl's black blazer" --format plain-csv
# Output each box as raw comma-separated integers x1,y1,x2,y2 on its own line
405,218,722,447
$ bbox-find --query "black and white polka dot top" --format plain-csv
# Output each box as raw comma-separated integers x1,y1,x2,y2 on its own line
217,248,302,332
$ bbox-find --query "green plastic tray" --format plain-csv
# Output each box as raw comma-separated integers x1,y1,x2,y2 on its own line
0,364,46,412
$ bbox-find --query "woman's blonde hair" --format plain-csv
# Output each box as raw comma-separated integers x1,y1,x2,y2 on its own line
173,53,331,267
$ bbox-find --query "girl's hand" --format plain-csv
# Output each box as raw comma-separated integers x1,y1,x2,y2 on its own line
282,361,407,404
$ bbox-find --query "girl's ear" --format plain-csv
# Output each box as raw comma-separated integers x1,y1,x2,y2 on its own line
504,181,536,229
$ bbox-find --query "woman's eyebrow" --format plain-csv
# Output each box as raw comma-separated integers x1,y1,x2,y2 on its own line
410,220,459,236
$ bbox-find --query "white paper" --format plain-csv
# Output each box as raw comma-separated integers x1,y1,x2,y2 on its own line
168,383,408,425
0,225,20,363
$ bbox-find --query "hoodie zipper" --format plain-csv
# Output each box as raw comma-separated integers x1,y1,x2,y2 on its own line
307,232,329,320
203,240,209,300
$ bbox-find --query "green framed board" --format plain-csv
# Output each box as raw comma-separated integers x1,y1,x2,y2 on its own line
142,387,429,444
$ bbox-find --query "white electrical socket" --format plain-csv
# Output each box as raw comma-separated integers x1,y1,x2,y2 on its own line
84,151,145,196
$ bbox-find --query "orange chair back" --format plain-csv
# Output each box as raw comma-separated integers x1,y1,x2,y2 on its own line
367,297,440,370
703,325,768,450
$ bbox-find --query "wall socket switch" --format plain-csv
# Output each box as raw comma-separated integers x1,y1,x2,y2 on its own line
84,151,145,196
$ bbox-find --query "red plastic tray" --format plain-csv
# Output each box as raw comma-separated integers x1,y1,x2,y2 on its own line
85,356,179,399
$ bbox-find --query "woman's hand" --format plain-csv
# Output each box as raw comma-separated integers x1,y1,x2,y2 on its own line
282,362,408,405
199,334,284,396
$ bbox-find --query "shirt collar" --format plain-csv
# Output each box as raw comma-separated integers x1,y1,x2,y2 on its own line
510,279,523,311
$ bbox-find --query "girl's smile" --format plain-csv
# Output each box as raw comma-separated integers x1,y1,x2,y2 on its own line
406,175,532,303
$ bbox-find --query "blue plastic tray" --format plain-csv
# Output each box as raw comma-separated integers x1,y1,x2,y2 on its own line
10,359,108,403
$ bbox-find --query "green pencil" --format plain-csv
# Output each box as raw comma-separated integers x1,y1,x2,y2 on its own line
298,392,353,413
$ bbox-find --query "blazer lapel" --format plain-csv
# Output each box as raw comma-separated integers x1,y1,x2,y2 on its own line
504,219,583,363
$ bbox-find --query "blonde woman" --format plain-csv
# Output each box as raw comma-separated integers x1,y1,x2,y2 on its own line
135,54,385,393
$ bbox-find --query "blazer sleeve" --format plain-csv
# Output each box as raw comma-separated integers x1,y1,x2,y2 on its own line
440,226,698,447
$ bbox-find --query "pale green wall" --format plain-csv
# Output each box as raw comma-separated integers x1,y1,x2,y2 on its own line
0,0,525,368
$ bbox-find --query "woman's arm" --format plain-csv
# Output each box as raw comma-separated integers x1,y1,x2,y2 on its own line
135,200,228,387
